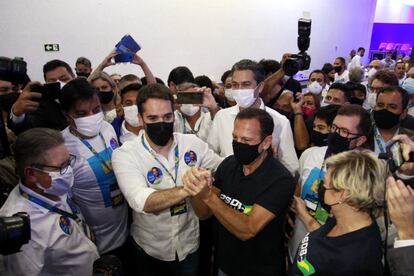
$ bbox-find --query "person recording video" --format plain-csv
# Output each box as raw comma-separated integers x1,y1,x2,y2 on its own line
386,134,414,276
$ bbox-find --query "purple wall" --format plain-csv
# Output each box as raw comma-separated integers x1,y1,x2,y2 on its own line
369,23,414,55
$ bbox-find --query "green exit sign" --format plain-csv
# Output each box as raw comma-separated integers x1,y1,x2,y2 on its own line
44,44,60,52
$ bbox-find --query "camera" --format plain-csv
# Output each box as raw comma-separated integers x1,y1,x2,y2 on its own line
31,82,62,101
0,212,31,255
0,57,29,86
283,18,312,76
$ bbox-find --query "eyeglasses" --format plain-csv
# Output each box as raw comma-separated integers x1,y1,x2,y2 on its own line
330,124,361,138
31,154,76,175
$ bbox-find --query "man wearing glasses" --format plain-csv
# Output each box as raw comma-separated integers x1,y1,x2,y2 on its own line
0,128,99,275
288,104,373,260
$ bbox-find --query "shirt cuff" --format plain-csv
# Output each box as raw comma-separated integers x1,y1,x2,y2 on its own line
394,238,414,248
10,109,26,124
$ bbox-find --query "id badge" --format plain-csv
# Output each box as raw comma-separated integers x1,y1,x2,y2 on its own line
304,194,318,217
170,201,187,216
110,182,124,208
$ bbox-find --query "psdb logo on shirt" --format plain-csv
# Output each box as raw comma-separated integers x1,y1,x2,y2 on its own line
184,150,197,167
147,167,163,185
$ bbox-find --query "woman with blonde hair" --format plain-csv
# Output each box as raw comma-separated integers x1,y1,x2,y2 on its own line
90,71,120,123
290,151,386,276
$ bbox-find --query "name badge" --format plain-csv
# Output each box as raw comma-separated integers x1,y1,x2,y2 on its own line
170,201,187,216
110,182,124,208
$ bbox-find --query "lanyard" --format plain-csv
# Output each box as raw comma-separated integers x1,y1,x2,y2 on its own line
374,127,386,154
141,134,179,185
20,187,79,221
72,131,112,172
182,114,203,135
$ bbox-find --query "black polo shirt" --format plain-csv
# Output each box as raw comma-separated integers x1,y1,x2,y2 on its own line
290,217,383,276
213,153,295,276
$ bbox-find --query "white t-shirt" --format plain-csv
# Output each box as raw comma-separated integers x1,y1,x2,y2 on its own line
334,70,349,84
174,110,212,143
207,99,299,175
112,132,223,262
288,146,327,260
348,54,362,70
62,121,128,254
0,184,99,275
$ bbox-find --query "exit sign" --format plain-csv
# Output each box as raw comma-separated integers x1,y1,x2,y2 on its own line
44,44,60,52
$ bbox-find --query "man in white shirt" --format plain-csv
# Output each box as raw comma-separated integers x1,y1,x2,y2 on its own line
111,83,144,144
395,61,407,86
333,57,349,84
347,47,365,71
207,59,298,175
174,82,219,143
59,79,129,261
112,83,223,275
0,128,98,275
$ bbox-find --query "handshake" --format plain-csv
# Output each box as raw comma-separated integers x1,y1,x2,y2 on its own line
182,167,213,200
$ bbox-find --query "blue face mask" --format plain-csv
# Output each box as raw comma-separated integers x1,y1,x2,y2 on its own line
402,78,414,95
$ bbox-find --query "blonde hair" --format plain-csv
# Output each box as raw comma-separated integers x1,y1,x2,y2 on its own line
325,150,388,213
90,71,118,91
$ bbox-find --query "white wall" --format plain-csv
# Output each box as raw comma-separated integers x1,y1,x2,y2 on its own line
0,0,377,82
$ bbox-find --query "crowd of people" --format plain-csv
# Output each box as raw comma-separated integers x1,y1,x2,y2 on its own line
0,45,414,276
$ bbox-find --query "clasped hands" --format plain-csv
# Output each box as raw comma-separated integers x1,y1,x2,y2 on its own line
182,167,213,200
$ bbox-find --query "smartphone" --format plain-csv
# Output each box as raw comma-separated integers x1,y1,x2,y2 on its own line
31,82,61,101
386,140,404,171
176,92,204,104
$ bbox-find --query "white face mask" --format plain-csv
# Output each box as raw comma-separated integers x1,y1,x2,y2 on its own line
232,88,257,108
36,166,74,197
73,111,104,137
367,92,377,109
320,100,330,107
307,81,323,95
123,105,141,127
180,104,200,117
367,68,377,79
224,89,234,102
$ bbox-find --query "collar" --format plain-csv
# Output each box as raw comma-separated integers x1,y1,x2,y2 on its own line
19,183,64,214
121,120,133,136
141,131,178,156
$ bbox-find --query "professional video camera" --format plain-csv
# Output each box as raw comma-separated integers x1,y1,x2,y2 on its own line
283,18,312,76
0,212,31,255
0,57,29,86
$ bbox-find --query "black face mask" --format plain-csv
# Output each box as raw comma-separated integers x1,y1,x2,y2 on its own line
327,132,359,154
98,91,114,104
145,122,174,146
334,66,342,73
328,76,335,83
276,109,291,119
76,72,90,78
0,92,20,112
232,140,263,165
373,109,401,129
317,183,343,213
311,130,329,147
350,97,364,106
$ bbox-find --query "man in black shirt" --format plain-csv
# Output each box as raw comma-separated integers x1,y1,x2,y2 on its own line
8,60,74,134
183,108,295,276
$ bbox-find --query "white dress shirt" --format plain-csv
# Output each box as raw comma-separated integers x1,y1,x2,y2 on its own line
62,121,129,254
0,184,99,275
348,54,362,70
174,110,212,143
112,132,223,261
207,99,299,175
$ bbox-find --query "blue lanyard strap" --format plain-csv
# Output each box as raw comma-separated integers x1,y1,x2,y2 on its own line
141,134,179,185
374,127,386,154
73,131,112,172
20,187,78,220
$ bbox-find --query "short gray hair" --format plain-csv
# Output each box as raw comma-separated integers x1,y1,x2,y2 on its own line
14,128,64,180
